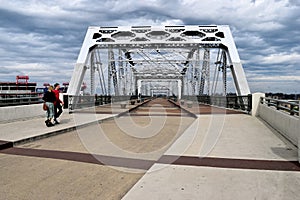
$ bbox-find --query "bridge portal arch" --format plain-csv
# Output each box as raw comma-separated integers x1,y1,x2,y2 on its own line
67,25,250,98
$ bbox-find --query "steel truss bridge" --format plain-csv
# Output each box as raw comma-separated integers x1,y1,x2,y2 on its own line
68,25,250,99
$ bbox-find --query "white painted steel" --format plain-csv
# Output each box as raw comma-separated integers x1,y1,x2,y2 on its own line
68,25,250,96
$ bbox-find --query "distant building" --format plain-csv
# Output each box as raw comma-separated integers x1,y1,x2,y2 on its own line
0,76,43,106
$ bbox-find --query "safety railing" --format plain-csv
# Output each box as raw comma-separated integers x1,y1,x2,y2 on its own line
67,95,151,110
0,92,43,107
182,94,252,113
68,95,110,110
260,97,299,117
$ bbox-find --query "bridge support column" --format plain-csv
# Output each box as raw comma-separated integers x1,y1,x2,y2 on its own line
178,80,182,100
68,63,87,96
137,79,142,96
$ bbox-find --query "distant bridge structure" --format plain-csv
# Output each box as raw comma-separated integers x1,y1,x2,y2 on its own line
68,25,250,98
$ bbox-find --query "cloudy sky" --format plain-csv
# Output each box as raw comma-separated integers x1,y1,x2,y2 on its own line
0,0,299,93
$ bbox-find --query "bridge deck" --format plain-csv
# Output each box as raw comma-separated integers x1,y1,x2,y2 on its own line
0,98,299,199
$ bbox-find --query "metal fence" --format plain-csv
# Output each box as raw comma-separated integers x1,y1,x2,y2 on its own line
0,92,43,107
67,95,150,110
182,94,252,113
68,95,112,110
260,97,299,116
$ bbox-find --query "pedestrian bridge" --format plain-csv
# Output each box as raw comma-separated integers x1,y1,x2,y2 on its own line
0,25,299,199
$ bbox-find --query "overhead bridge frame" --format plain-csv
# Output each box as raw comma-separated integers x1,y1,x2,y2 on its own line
68,25,250,97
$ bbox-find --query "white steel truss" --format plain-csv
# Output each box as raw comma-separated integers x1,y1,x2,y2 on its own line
68,25,250,97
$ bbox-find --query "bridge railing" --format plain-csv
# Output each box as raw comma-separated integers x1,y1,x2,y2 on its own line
260,97,299,117
0,92,43,107
182,95,252,113
67,95,151,110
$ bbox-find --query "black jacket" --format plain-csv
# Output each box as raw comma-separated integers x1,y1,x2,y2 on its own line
43,91,56,103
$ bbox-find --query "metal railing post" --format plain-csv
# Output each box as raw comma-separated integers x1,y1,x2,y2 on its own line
290,104,295,116
260,97,264,104
247,94,252,112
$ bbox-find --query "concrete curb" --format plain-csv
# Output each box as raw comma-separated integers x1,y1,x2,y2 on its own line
0,140,13,150
168,99,198,119
12,115,117,147
5,100,151,148
117,99,152,117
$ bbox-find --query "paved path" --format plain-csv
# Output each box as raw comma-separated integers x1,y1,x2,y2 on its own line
0,99,299,199
123,114,300,200
0,101,144,144
0,99,194,199
0,111,115,143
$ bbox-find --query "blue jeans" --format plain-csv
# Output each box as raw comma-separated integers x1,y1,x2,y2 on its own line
45,102,54,119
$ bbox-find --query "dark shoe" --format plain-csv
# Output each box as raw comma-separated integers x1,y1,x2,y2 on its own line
45,119,50,127
54,119,60,124
45,119,54,127
48,122,55,127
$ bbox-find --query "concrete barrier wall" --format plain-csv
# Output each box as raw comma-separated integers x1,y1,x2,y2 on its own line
257,103,299,147
252,93,265,116
0,104,45,123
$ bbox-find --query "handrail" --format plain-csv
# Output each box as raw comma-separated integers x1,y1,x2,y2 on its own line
0,92,43,96
260,97,299,117
182,95,252,113
67,95,151,110
0,92,43,107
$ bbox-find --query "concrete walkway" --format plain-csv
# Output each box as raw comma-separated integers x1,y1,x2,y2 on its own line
0,111,115,143
0,101,144,144
0,99,194,200
0,100,299,199
122,114,300,200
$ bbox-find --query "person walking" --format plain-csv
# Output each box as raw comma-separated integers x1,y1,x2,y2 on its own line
42,85,56,127
53,83,64,124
